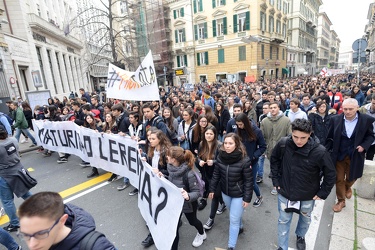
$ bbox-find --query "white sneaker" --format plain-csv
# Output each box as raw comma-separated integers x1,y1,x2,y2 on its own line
271,188,278,195
192,231,206,247
0,207,5,217
20,139,27,144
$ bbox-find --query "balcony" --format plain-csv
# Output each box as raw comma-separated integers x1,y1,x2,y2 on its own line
198,39,205,44
217,35,225,41
28,13,83,49
270,32,285,43
237,31,247,38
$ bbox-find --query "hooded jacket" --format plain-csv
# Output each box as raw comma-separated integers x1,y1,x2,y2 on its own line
270,136,336,201
286,108,307,122
50,204,116,250
308,112,333,145
260,111,292,158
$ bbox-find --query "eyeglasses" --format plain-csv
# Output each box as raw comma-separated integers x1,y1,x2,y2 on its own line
17,217,60,241
199,120,207,123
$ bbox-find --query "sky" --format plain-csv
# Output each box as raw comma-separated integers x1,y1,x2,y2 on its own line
320,0,374,51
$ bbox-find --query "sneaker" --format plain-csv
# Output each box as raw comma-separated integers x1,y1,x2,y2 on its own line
80,161,90,167
228,248,234,250
20,139,27,144
197,199,207,210
192,231,206,247
129,188,138,196
3,224,19,232
17,246,22,250
256,176,263,183
203,218,214,230
117,183,129,191
239,227,244,235
57,157,68,164
107,173,119,182
296,236,306,250
253,196,263,207
42,151,51,157
271,188,278,195
216,203,227,215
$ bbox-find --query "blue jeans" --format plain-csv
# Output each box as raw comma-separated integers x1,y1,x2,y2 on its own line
277,194,315,250
257,155,265,178
14,128,37,145
252,162,261,197
222,193,244,248
0,227,19,250
123,177,129,184
0,177,32,227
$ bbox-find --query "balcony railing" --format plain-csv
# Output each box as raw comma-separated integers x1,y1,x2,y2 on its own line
217,35,225,41
237,31,247,38
28,13,83,49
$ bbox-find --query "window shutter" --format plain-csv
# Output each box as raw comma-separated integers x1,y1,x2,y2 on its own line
175,30,178,43
212,0,216,8
199,0,203,11
184,55,188,66
233,14,238,33
223,17,227,35
213,20,217,37
245,11,250,30
177,56,180,67
182,28,186,42
205,51,209,65
181,8,184,17
194,25,198,40
173,10,176,19
204,22,208,38
218,49,224,63
193,0,197,13
197,53,201,66
222,0,226,5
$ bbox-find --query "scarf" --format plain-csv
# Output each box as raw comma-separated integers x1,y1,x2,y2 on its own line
219,150,243,165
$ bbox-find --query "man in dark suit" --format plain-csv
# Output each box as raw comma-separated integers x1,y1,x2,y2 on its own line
326,98,375,212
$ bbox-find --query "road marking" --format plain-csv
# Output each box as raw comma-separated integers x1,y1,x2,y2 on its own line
306,199,325,250
0,173,112,225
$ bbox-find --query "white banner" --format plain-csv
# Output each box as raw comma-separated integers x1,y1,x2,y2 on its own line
32,120,184,250
106,51,160,101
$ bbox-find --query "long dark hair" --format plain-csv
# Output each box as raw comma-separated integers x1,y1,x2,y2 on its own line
148,129,172,166
235,113,257,141
21,102,32,111
84,114,97,130
193,114,211,143
204,105,218,124
162,107,175,132
198,125,219,161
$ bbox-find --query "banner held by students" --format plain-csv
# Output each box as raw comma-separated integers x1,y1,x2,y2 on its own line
106,51,160,101
32,120,184,250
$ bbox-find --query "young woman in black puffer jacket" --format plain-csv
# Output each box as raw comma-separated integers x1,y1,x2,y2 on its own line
209,133,253,250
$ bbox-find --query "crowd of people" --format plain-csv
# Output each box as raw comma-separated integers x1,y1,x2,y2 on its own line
1,73,375,250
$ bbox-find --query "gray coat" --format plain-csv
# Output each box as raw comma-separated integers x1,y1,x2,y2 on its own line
167,163,200,213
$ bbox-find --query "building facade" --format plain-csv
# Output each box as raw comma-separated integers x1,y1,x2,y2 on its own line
2,0,87,103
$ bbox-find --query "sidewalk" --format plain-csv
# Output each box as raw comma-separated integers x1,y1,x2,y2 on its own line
329,184,375,250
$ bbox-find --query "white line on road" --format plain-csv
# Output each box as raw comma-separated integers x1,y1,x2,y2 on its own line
305,199,325,250
63,182,110,204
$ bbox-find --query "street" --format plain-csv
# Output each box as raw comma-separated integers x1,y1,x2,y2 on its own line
0,149,336,250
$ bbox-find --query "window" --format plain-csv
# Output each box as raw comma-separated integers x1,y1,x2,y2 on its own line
270,46,273,59
197,52,209,66
177,55,187,67
261,44,265,59
276,20,281,33
212,0,225,8
282,49,285,60
195,23,207,40
35,47,47,89
277,0,281,10
120,0,128,14
269,0,275,5
55,52,65,92
276,47,279,60
193,0,203,13
260,12,266,32
37,4,41,16
282,23,286,37
283,2,288,14
269,16,274,33
234,12,250,33
47,50,57,94
239,46,246,61
175,28,186,43
218,49,225,63
213,17,227,36
173,8,184,19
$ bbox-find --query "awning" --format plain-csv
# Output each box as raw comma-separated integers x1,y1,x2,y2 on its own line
282,68,289,74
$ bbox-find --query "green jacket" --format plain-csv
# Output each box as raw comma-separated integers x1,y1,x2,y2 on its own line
260,111,292,158
13,107,28,129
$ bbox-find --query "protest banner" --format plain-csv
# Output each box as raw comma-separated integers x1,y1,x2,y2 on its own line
106,51,160,101
32,120,184,250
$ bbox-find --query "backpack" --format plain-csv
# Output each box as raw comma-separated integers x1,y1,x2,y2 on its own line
79,230,104,250
0,112,13,125
153,116,178,144
183,169,205,197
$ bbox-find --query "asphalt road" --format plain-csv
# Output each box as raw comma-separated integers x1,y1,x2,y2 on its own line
1,150,335,250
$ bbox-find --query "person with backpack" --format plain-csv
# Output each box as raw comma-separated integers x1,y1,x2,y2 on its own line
0,112,12,136
270,119,335,250
208,133,253,250
18,192,116,250
9,102,37,147
157,146,206,249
